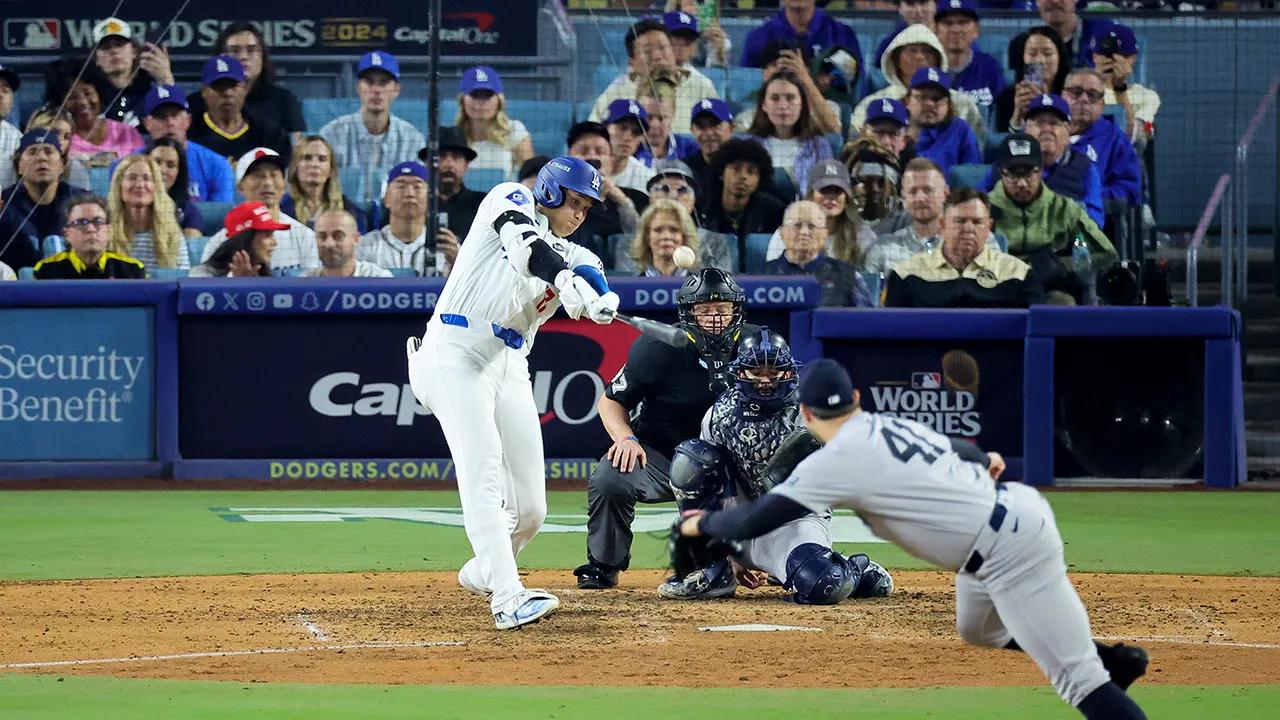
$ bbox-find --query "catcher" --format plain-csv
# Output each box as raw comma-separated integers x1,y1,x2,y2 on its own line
660,328,894,604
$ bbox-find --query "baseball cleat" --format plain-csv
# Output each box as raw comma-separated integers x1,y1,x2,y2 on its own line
1101,642,1149,690
657,562,737,600
457,559,491,598
493,589,560,630
573,562,618,590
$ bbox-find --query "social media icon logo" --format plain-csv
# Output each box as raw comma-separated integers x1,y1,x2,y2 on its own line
195,292,215,311
246,292,266,311
272,294,294,309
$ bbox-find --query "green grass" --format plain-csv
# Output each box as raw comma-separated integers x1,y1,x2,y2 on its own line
1,675,1275,719
0,490,1277,581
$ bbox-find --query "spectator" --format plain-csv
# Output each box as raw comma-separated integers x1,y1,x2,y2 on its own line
746,71,834,197
935,0,1006,118
844,138,909,236
281,135,368,234
733,41,843,137
200,148,318,273
851,24,986,143
906,67,980,175
0,130,87,270
741,0,863,83
885,187,1043,308
52,75,143,168
873,0,938,72
320,51,424,204
685,98,734,193
995,26,1070,133
766,199,872,307
106,154,188,270
988,133,1116,303
0,259,13,280
1090,22,1159,148
139,84,235,202
306,209,392,278
590,18,720,135
188,55,292,167
357,162,451,277
564,121,645,263
1009,0,1107,70
190,202,284,278
88,17,174,125
518,155,550,190
602,100,658,193
633,74,699,166
24,106,91,190
425,126,485,244
663,9,730,68
1064,69,1142,207
144,137,203,238
0,65,22,188
455,66,533,179
699,137,786,261
628,199,702,277
34,193,144,279
191,22,305,138
856,97,912,163
865,157,948,275
614,159,732,273
766,158,876,265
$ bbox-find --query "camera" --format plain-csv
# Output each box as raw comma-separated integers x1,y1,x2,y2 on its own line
1095,35,1122,58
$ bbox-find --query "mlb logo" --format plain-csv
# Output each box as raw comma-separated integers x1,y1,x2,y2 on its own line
4,19,60,51
911,372,942,389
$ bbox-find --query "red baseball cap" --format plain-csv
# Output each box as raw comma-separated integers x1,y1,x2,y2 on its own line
224,201,289,235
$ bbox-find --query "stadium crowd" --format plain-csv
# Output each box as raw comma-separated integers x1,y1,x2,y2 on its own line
0,1,1163,308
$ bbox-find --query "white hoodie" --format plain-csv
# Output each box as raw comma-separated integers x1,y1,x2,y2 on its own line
850,24,987,143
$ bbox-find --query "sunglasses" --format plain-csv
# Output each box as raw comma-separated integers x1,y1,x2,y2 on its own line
650,183,692,196
66,217,109,229
1063,87,1105,103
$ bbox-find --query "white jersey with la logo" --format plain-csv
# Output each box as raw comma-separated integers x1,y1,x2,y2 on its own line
435,182,604,355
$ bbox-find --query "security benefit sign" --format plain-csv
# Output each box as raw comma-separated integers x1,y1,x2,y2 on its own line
0,308,154,460
825,341,1023,455
178,316,639,460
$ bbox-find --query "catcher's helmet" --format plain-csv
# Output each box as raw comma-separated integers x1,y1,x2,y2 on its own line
784,543,856,605
732,327,799,415
677,268,746,388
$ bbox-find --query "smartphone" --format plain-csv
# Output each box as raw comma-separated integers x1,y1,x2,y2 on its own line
1024,63,1044,88
434,211,450,275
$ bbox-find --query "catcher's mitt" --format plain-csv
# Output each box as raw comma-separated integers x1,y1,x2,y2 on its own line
668,517,742,580
759,429,822,492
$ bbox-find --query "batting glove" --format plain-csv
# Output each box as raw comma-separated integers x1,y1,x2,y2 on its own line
586,291,620,324
554,269,599,320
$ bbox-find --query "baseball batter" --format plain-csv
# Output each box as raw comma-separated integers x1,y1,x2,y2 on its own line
661,329,893,603
407,156,619,630
677,359,1149,719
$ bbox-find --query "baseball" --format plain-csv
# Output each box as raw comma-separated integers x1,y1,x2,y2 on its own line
673,245,697,269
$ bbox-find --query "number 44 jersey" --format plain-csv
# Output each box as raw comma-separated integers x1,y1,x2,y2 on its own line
769,411,1000,572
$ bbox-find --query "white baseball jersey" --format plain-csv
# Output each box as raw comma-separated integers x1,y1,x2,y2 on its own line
771,411,997,571
200,212,320,272
435,182,605,355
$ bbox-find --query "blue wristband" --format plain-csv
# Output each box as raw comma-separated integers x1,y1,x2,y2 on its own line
623,435,639,443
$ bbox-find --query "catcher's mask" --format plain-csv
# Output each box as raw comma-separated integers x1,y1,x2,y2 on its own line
732,327,799,416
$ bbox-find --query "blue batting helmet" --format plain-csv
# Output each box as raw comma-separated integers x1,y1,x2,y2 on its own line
732,328,799,414
784,543,856,605
533,156,602,209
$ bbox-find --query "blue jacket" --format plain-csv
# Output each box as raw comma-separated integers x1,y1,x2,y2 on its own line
634,134,701,166
978,150,1104,227
915,117,981,175
741,9,863,71
1071,116,1142,206
949,49,1007,114
186,140,235,202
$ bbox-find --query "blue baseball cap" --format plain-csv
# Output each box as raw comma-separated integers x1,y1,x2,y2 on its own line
143,84,188,116
605,98,649,130
386,161,428,186
18,128,60,154
935,0,980,21
690,97,732,124
866,97,909,126
1089,22,1138,56
663,10,700,37
910,67,951,91
797,359,855,410
1026,93,1071,122
202,55,245,87
460,65,502,95
358,51,400,81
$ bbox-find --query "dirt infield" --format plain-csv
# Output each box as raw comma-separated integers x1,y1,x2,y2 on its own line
3,570,1278,688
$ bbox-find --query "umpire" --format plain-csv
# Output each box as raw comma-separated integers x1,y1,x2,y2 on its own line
575,268,755,589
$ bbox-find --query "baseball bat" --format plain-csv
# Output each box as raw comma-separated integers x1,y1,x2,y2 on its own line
605,309,690,348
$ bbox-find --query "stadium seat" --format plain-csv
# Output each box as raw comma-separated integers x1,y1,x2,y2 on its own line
593,65,624,95
507,99,573,156
18,266,34,280
725,66,761,104
302,99,359,131
150,268,189,279
992,232,1009,253
185,236,208,267
860,271,883,307
743,233,772,274
771,167,799,202
40,235,65,257
948,163,990,190
467,168,506,192
341,167,376,204
88,166,112,196
195,201,234,236
983,132,1009,164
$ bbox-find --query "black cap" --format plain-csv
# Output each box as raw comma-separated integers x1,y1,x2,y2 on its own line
518,155,551,182
566,120,610,150
798,359,855,410
419,125,477,163
996,132,1042,171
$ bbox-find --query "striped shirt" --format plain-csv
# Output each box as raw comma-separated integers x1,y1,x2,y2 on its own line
127,231,191,270
320,113,426,203
356,226,446,277
0,121,20,188
200,212,319,273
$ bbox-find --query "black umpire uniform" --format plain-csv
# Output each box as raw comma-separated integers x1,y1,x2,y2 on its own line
576,268,754,588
